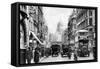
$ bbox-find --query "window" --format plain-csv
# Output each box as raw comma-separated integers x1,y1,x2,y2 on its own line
89,28,93,32
89,10,92,16
89,18,93,25
79,32,85,35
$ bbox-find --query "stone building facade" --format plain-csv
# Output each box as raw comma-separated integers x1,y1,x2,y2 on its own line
75,9,95,48
67,9,77,49
67,8,95,50
62,28,69,45
20,5,48,48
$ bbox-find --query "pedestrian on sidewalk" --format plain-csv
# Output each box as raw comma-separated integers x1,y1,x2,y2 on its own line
74,47,78,61
26,47,33,64
34,47,40,63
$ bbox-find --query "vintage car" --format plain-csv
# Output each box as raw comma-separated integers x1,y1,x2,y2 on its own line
45,48,52,57
51,44,60,57
61,44,71,59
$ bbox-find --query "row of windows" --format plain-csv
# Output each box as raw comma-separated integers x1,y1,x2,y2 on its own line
77,17,93,30
77,11,87,23
77,19,88,30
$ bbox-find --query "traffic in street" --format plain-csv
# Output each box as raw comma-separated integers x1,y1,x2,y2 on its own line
20,5,96,64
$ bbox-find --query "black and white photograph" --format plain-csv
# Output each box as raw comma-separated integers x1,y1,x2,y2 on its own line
19,3,97,65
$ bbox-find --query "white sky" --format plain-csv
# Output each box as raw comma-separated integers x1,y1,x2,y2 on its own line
43,7,73,34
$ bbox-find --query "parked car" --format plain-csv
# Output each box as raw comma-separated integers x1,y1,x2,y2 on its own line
51,44,60,57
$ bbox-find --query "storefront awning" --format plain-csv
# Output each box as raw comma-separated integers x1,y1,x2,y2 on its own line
29,31,46,45
76,30,88,33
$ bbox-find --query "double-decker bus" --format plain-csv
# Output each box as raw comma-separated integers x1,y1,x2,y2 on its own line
75,30,90,57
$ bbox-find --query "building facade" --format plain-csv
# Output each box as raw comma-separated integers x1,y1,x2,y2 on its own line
75,9,95,49
20,5,48,48
67,8,95,50
68,9,77,50
62,28,69,45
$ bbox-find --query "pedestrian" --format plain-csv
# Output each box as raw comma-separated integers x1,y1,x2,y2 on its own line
32,39,40,63
93,46,96,59
74,47,78,61
68,47,71,59
26,47,33,64
34,47,40,63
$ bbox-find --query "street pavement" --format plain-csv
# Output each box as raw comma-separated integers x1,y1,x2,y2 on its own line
40,53,94,63
29,52,94,63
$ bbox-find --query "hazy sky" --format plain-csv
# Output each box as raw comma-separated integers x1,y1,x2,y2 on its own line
43,7,73,34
